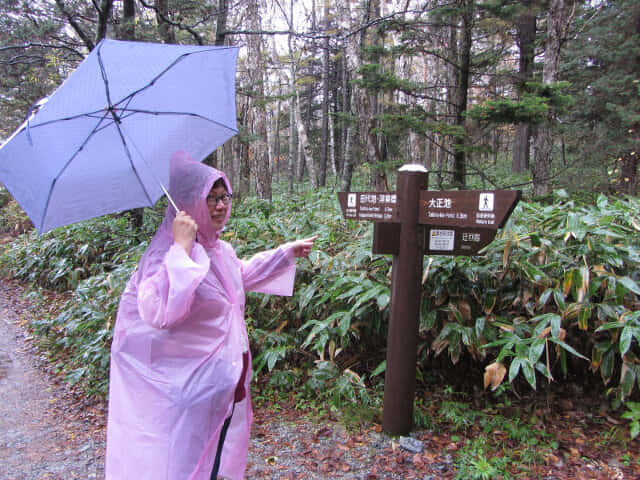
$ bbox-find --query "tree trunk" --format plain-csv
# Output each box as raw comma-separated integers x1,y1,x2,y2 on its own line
337,0,356,191
328,105,337,177
356,0,386,191
204,0,230,169
234,93,251,199
340,47,356,192
452,0,472,189
424,44,439,174
617,155,639,195
239,141,251,201
215,0,229,46
246,0,271,200
532,0,575,196
513,2,536,173
295,91,319,188
155,0,175,43
302,82,316,184
513,124,531,172
222,141,234,184
360,88,386,190
95,0,113,45
273,99,282,178
319,0,330,186
285,1,297,193
288,79,297,193
120,0,135,40
54,0,99,50
442,17,458,186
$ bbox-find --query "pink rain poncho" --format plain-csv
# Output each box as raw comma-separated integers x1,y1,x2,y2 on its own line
105,151,297,480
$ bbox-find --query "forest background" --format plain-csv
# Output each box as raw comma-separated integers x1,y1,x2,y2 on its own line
0,0,639,471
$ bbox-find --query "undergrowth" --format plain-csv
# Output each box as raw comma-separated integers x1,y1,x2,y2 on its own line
0,186,639,441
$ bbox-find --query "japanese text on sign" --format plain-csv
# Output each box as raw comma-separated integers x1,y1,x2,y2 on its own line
461,232,481,242
428,198,452,209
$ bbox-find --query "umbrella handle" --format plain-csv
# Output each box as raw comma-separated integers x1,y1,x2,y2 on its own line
160,183,179,212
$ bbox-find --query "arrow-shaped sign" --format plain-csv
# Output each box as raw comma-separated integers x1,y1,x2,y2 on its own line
419,190,521,229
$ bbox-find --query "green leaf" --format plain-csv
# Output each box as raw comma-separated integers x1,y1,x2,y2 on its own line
620,326,635,355
529,338,546,364
596,194,608,210
551,314,562,339
577,305,592,330
509,357,524,383
475,317,486,338
601,350,615,385
522,361,537,390
617,276,640,295
539,289,554,307
338,313,352,337
620,363,637,399
553,290,567,310
377,292,390,310
371,360,386,377
596,321,624,333
550,339,589,361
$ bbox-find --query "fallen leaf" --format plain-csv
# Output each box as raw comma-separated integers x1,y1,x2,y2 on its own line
484,362,506,391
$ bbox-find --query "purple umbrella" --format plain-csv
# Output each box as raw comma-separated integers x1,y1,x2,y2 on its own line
0,39,239,233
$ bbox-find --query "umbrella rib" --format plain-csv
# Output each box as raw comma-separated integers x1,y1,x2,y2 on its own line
96,41,119,123
114,46,238,108
21,110,110,130
40,113,111,231
41,112,155,231
114,108,239,133
111,121,156,207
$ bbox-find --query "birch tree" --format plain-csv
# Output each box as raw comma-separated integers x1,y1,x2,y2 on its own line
246,0,271,200
318,0,331,186
337,0,358,191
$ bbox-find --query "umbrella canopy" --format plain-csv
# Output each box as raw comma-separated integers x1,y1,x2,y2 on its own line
0,39,239,233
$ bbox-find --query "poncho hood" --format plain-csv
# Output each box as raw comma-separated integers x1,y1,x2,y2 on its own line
166,150,232,248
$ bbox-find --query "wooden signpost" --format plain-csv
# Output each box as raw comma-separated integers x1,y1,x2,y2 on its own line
338,165,521,435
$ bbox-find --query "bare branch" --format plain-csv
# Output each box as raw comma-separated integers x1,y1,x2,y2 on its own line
137,0,205,45
0,43,84,58
53,0,95,51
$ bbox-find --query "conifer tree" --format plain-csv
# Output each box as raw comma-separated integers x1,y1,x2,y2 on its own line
562,0,640,194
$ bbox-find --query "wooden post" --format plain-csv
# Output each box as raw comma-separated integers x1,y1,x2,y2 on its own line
382,164,428,435
337,177,520,434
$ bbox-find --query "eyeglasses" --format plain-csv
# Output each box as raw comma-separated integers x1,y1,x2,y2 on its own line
206,192,232,206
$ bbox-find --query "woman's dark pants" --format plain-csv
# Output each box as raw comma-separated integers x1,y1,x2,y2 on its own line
210,415,233,480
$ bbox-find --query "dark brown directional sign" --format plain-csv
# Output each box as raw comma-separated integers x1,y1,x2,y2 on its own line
372,223,497,256
338,170,522,436
419,190,521,229
337,192,398,222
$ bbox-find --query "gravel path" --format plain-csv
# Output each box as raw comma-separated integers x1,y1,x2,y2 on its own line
0,281,105,480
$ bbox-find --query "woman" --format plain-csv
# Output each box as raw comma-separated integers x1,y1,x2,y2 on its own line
105,150,315,480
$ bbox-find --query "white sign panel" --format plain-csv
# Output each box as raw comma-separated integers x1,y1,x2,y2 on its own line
428,229,455,251
479,192,495,212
